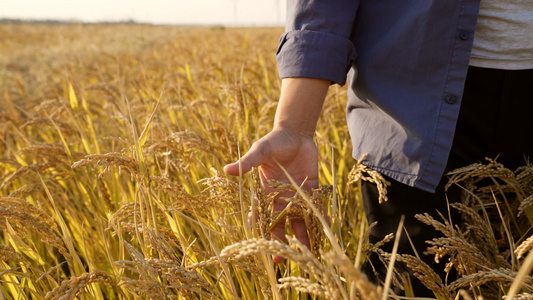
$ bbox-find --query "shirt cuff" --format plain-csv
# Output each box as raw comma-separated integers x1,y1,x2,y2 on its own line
276,30,357,86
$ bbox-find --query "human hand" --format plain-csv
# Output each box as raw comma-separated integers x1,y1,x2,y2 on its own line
224,126,319,263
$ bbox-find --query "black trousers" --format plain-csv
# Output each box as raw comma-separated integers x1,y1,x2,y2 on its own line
361,66,533,297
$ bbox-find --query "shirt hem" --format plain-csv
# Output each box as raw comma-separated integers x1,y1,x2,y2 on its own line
469,57,533,70
360,163,437,193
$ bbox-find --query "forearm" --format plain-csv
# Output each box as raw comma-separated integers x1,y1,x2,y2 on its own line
274,77,330,137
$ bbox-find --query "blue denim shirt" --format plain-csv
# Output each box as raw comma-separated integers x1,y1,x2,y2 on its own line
276,0,481,192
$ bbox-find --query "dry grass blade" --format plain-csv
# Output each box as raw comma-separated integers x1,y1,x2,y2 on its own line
507,249,533,300
36,262,67,283
457,289,475,300
380,216,404,300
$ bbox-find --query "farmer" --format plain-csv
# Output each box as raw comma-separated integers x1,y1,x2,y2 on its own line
224,0,533,296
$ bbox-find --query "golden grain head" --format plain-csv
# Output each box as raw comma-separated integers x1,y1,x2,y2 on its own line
446,157,516,190
449,268,532,292
7,183,44,198
393,253,452,299
278,277,329,298
518,194,533,218
0,243,24,263
0,197,69,258
71,152,139,175
348,154,390,203
45,270,116,300
18,142,69,161
516,235,533,260
1,162,56,189
21,117,76,136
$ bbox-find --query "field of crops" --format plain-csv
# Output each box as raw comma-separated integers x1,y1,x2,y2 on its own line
1,24,533,299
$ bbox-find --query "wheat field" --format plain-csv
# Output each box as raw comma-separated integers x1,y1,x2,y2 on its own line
1,24,532,300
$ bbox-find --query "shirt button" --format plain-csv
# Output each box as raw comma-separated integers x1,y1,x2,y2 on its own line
445,94,457,104
458,31,470,40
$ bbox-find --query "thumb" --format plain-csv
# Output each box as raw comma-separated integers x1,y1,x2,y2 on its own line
223,141,269,177
223,160,246,177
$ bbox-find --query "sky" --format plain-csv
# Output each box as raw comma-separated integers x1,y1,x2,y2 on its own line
1,0,287,26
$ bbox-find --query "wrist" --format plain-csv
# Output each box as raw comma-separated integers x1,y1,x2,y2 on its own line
273,77,330,138
273,120,317,138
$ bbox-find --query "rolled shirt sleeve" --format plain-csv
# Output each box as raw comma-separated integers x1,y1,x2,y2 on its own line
276,0,359,85
274,0,482,192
